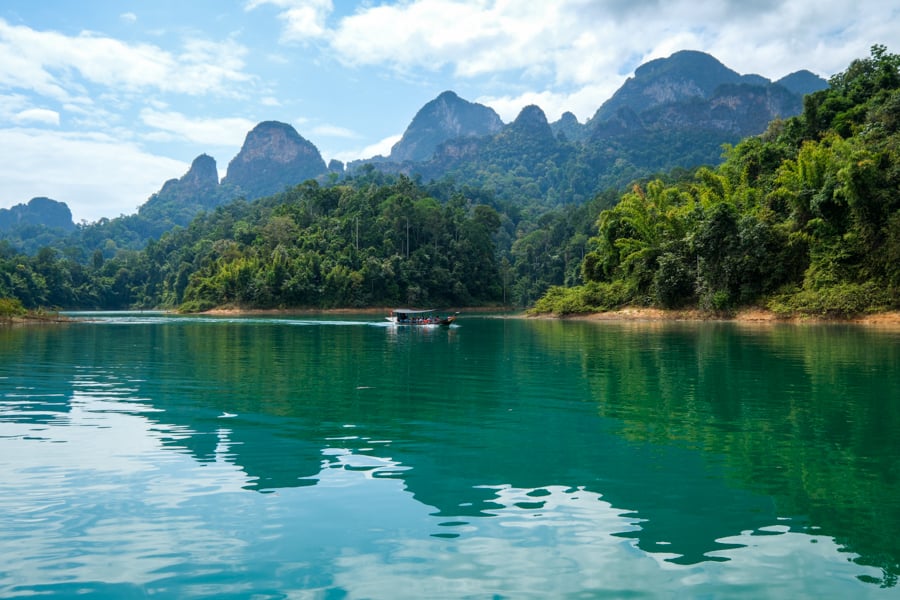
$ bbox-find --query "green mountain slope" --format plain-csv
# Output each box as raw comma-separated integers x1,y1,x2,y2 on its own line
533,45,900,318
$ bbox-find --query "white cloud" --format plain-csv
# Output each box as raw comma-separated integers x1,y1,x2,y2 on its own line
259,0,894,121
321,1,646,88
478,82,621,124
139,109,256,148
328,133,401,164
310,123,356,138
0,93,28,119
0,128,187,222
695,1,890,80
246,0,334,42
13,108,60,126
64,103,121,131
174,38,253,95
1,96,63,126
3,0,897,223
329,1,524,76
0,18,253,102
360,134,401,160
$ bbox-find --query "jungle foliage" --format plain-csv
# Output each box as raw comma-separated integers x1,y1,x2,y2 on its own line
533,45,900,318
1,176,511,310
1,47,897,317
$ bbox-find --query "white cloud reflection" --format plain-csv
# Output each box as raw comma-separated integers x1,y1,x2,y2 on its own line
0,385,888,598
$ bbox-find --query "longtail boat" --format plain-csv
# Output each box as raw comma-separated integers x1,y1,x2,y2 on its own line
386,309,457,327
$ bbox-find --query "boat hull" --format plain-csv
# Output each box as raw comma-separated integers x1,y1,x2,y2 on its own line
385,315,456,326
385,310,457,326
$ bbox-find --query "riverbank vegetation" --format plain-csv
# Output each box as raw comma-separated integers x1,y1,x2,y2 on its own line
532,45,900,318
0,47,897,318
0,296,26,319
0,296,70,324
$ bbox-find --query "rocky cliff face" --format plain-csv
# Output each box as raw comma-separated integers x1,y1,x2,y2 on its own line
357,51,827,189
179,153,219,191
0,197,75,231
138,154,224,225
776,69,830,97
388,91,504,163
550,111,585,142
150,154,219,205
586,50,826,145
591,50,746,122
588,50,826,131
222,121,327,200
419,104,561,182
632,82,804,136
506,105,555,141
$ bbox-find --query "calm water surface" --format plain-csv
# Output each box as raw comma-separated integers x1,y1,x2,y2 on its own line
1,313,899,598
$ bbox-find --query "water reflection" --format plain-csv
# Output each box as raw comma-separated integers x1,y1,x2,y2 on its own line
531,319,900,584
1,315,898,597
0,396,251,597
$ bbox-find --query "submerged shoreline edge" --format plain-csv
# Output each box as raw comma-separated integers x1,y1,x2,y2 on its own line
192,305,900,327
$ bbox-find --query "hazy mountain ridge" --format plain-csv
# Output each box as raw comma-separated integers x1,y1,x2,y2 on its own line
221,121,328,200
1,49,827,245
0,197,75,232
591,50,753,122
139,154,221,221
348,50,826,201
387,90,504,162
550,111,585,141
776,69,829,96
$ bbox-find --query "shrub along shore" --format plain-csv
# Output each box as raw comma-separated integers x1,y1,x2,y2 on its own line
3,300,898,328
197,304,900,327
531,306,900,327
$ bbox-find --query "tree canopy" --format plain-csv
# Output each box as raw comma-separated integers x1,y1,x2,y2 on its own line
2,47,898,318
533,45,900,318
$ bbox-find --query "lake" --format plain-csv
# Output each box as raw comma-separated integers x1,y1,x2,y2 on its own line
1,312,899,598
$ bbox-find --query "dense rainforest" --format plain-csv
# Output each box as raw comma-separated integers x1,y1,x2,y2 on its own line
0,150,617,312
1,46,898,317
0,171,608,312
534,45,900,317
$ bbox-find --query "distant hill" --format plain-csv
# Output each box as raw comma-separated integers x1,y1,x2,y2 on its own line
777,69,830,97
386,90,504,162
550,111,585,142
0,197,75,232
138,154,224,226
589,50,759,122
426,104,560,171
0,49,828,258
586,50,810,141
222,121,328,200
349,50,828,207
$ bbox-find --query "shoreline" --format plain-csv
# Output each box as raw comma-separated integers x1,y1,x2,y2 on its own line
199,305,506,316
2,313,74,326
533,307,900,327
6,305,898,328
198,305,900,327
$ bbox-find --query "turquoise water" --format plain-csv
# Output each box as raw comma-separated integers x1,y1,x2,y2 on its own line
1,313,899,598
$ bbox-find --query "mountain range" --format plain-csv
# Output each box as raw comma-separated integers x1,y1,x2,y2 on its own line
1,50,827,240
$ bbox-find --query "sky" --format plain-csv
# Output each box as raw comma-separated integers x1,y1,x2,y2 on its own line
1,1,898,223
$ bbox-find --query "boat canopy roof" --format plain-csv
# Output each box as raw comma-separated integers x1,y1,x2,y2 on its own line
392,308,436,314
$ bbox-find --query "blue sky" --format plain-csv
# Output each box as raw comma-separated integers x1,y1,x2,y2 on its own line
1,0,898,222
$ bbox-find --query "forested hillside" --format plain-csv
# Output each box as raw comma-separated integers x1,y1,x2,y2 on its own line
359,51,823,210
534,45,900,318
1,47,896,316
0,50,820,267
0,174,503,310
